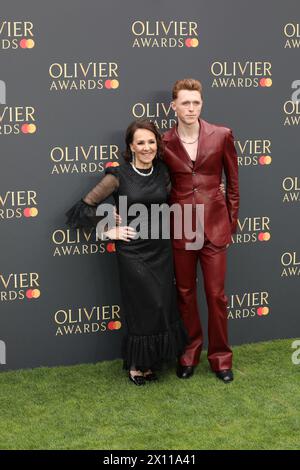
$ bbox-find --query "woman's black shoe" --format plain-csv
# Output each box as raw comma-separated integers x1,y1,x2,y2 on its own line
129,373,146,386
144,372,158,382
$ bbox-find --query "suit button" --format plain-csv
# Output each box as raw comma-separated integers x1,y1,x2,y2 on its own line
192,172,196,176
193,188,197,192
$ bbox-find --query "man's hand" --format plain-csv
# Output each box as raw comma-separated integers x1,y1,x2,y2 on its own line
220,182,225,194
113,206,122,225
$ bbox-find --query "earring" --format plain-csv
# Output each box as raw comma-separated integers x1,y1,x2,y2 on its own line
131,151,135,164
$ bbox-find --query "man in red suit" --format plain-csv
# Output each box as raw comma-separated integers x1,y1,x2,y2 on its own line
163,78,239,383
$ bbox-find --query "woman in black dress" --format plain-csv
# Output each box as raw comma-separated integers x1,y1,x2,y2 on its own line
66,120,187,385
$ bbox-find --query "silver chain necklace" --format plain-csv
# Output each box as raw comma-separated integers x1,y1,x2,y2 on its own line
176,128,199,144
179,136,199,144
130,162,154,177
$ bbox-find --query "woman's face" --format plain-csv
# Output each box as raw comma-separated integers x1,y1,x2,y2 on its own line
130,129,157,167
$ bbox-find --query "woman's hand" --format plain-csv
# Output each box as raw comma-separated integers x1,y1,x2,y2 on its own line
220,182,225,194
220,183,228,247
105,226,136,242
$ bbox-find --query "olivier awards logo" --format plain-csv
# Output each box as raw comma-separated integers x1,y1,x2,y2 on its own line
210,61,272,88
0,105,37,135
283,23,300,49
53,304,121,336
283,81,300,126
281,252,300,278
0,272,40,302
231,216,271,244
0,20,35,50
51,227,116,256
50,144,120,175
227,291,270,320
131,20,199,48
282,177,300,203
0,190,38,220
49,62,119,92
235,138,272,167
131,101,176,130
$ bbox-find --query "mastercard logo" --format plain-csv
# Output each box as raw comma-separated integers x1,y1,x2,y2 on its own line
185,38,199,48
26,289,41,299
259,78,272,87
23,207,38,217
105,162,120,168
257,306,269,316
105,79,119,89
19,39,35,49
21,124,36,134
106,243,116,253
107,321,122,330
258,232,271,241
259,155,272,165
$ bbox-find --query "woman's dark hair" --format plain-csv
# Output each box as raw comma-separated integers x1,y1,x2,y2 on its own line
123,119,164,162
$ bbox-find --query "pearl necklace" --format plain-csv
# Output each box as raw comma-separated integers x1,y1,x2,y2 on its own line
130,162,154,177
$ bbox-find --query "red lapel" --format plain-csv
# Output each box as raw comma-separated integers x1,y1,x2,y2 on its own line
164,119,215,170
163,125,193,169
194,119,215,171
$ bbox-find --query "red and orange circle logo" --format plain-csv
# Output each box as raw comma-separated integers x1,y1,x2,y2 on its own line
259,155,272,165
258,232,271,242
106,243,116,253
19,39,35,49
26,289,41,299
259,78,272,87
185,38,199,48
23,207,38,217
105,162,120,168
105,79,119,89
107,321,122,330
21,124,36,134
257,307,269,316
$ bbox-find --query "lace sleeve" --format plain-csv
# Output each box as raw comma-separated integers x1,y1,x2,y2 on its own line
65,172,119,229
83,173,119,206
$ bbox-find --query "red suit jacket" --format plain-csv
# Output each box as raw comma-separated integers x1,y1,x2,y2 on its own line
163,119,239,248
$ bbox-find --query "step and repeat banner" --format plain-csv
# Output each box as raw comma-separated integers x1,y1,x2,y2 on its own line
0,1,299,371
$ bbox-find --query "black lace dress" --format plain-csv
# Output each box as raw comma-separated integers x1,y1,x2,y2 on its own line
66,159,188,371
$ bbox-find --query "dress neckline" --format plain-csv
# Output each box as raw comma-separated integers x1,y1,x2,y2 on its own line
127,161,157,175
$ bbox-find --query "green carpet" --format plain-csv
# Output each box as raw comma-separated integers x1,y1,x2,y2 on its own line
0,339,299,450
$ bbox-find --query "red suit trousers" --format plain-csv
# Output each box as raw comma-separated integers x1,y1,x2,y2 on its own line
173,239,232,371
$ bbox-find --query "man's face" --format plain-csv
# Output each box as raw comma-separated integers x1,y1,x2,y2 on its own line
171,89,203,126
